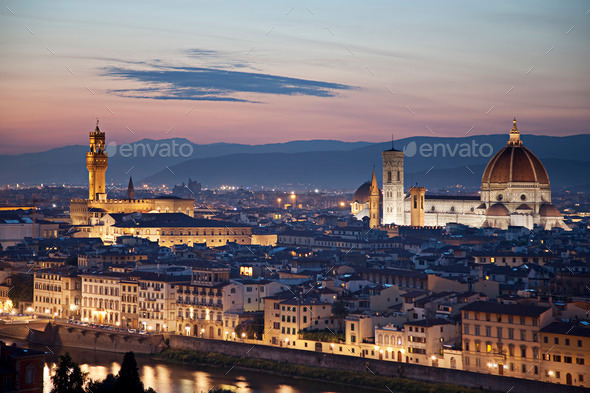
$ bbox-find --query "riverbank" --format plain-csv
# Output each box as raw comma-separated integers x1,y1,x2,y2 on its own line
2,323,585,393
0,321,164,354
156,348,488,393
3,338,369,393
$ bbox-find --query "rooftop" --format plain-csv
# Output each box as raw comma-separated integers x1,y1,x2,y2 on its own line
461,301,551,317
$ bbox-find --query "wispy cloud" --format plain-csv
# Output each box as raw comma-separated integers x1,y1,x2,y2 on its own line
102,51,354,103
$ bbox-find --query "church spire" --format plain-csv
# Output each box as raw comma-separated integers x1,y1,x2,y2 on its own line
370,167,379,195
127,176,135,200
508,117,522,146
369,167,380,229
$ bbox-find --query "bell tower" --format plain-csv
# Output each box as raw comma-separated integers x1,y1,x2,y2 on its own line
86,119,108,200
382,141,405,225
369,167,380,229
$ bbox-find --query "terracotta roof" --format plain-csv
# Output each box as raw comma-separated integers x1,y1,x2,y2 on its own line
539,204,562,217
482,132,549,185
486,203,510,217
461,301,551,317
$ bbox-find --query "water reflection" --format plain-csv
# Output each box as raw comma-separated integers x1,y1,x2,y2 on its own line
4,339,365,393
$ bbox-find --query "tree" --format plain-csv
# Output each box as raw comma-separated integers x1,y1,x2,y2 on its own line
85,374,116,393
332,301,348,319
235,317,264,339
8,274,33,306
114,352,144,393
50,352,88,393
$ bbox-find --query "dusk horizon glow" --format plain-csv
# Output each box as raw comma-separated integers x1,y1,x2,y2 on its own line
1,0,589,154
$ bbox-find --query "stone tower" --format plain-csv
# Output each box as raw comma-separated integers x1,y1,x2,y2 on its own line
382,144,405,225
410,186,425,227
369,167,380,229
86,120,108,200
127,176,135,200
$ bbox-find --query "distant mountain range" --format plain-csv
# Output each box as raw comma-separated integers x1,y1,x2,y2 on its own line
1,134,588,191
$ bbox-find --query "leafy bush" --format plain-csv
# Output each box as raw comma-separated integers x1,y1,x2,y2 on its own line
298,329,344,343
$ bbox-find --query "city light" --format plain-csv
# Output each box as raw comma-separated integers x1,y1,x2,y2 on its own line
2,10,586,389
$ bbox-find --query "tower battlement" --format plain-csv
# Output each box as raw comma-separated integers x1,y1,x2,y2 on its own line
86,120,108,200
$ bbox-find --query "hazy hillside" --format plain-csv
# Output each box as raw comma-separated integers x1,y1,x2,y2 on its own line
1,134,588,190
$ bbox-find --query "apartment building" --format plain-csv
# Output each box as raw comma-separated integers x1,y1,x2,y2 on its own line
461,301,553,380
80,272,123,325
176,262,230,338
120,279,139,329
223,279,284,313
33,268,81,319
404,318,457,367
264,298,333,347
137,273,190,333
78,252,148,268
374,323,405,361
540,321,589,388
175,282,225,339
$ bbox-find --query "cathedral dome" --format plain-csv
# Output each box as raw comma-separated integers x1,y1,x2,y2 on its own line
486,203,510,216
539,203,561,217
353,182,372,203
482,119,549,185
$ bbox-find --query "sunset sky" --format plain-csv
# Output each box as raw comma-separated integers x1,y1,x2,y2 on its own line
1,0,589,154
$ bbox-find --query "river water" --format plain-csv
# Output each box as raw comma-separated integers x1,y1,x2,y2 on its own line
1,338,369,393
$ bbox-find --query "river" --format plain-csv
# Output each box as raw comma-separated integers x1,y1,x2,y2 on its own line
1,338,370,393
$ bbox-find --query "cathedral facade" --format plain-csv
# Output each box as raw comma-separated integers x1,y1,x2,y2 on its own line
70,121,194,225
352,119,569,231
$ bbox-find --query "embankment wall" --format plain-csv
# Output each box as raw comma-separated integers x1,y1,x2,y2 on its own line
0,322,164,354
168,335,586,393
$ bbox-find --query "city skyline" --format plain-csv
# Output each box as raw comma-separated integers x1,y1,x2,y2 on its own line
1,3,589,393
2,0,589,154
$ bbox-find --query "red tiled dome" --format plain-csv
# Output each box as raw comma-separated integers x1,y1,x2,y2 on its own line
486,203,510,216
353,182,371,203
539,204,561,217
482,119,549,185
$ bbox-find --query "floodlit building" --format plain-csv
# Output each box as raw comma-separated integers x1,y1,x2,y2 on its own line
355,119,569,230
70,121,194,225
461,301,553,380
540,321,589,388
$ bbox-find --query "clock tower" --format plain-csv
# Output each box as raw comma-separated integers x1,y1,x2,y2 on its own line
86,120,108,200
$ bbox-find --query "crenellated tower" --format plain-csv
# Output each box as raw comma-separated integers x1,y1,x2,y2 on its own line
86,119,108,200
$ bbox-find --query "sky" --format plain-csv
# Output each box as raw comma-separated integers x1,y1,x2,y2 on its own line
0,0,589,154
